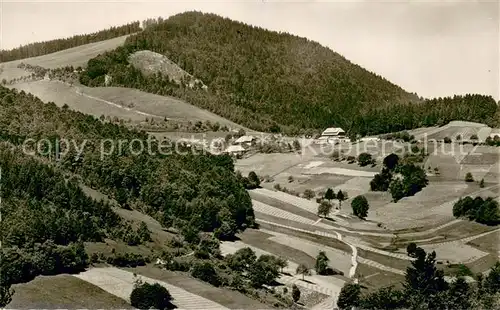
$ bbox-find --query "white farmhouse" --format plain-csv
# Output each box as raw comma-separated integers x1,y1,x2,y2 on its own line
321,127,346,138
234,135,256,146
318,127,350,144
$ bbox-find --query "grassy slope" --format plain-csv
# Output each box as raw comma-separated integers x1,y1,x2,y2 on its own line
10,275,133,309
0,35,129,80
86,86,246,129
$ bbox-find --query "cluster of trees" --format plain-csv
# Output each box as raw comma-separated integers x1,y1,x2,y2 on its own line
317,189,348,217
225,247,286,288
237,171,261,190
0,22,141,62
379,131,415,142
370,153,428,201
0,241,88,285
357,153,375,167
337,245,500,309
453,196,500,225
78,12,499,135
485,135,500,147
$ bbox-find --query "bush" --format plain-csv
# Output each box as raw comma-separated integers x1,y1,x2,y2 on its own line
465,172,474,182
444,136,452,143
247,171,261,189
303,189,315,200
191,262,221,287
291,284,301,303
106,252,148,267
130,281,174,310
166,258,190,272
357,152,373,166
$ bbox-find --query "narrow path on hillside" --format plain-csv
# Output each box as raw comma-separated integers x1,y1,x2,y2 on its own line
219,240,344,298
253,184,500,240
73,84,165,119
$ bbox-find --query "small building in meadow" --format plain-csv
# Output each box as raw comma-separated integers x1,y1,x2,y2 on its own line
318,127,350,144
234,135,256,146
224,144,246,156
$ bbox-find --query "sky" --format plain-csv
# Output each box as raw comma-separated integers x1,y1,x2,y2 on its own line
1,0,498,100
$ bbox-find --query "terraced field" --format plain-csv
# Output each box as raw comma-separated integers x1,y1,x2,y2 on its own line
74,267,230,310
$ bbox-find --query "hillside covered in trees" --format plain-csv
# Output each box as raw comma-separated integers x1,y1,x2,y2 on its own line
79,12,499,135
0,85,254,237
0,22,141,62
0,85,255,303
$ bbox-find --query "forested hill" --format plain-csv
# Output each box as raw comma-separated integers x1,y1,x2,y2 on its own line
0,84,254,257
80,12,499,135
0,22,141,63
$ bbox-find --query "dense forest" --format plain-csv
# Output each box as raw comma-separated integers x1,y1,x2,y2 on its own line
0,85,254,237
0,22,141,62
0,150,120,286
79,12,500,136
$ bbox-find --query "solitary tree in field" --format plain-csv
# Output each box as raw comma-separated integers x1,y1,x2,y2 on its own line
480,178,485,188
317,201,333,218
315,251,330,275
324,188,336,201
296,264,311,280
337,190,347,209
130,279,174,310
351,195,369,219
